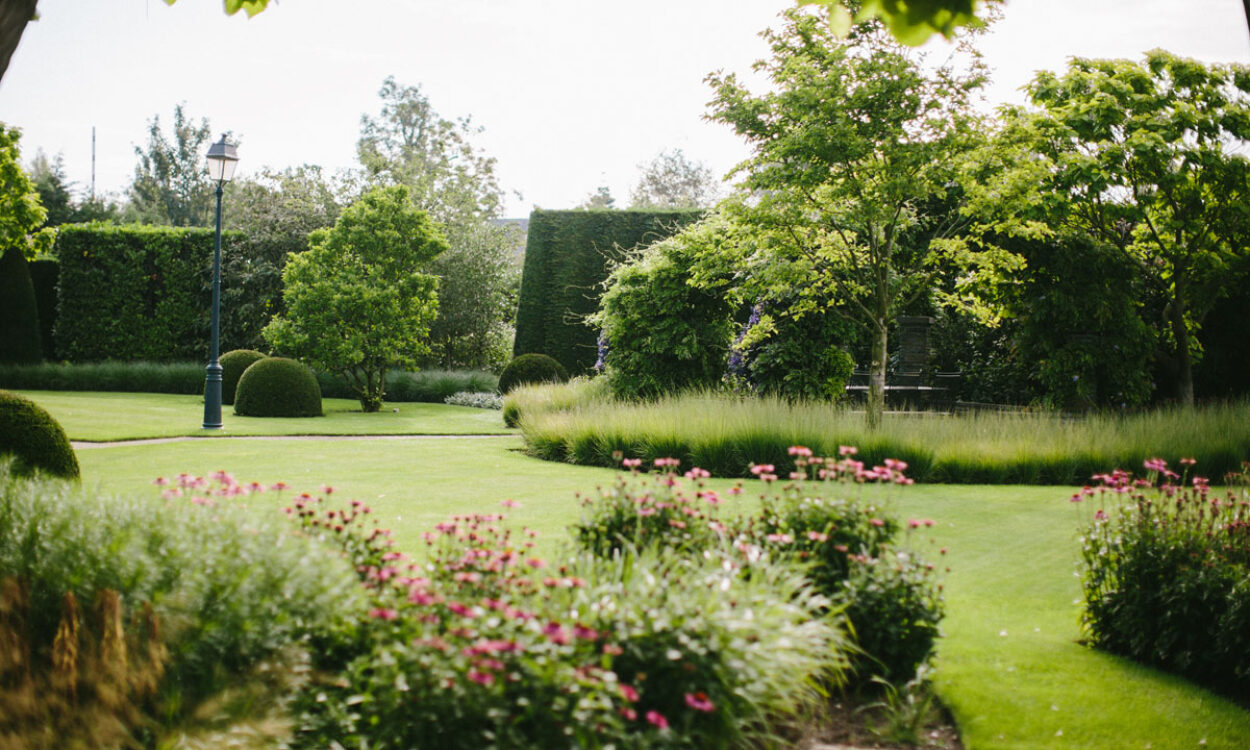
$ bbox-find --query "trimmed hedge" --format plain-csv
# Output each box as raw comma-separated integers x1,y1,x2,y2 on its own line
56,224,223,362
219,349,266,405
513,209,703,375
498,353,568,394
0,247,43,364
0,389,78,479
28,259,58,361
234,357,323,417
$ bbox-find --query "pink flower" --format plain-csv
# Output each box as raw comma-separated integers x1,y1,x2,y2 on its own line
269,481,288,491
685,692,716,712
543,622,571,645
467,669,495,686
619,684,639,702
500,499,521,508
573,623,599,641
839,445,858,456
807,531,829,542
749,463,775,476
622,458,642,469
869,518,885,527
447,602,476,618
152,476,169,486
367,608,398,621
645,710,669,730
766,533,794,544
668,519,687,529
788,445,813,457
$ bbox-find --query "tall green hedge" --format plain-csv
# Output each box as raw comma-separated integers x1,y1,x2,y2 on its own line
54,224,247,362
0,247,43,364
513,209,703,375
28,259,58,360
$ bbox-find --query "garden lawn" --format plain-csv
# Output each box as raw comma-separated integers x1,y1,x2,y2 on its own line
72,436,1250,750
17,390,510,441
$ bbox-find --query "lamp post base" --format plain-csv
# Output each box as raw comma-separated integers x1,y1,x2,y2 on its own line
203,362,223,429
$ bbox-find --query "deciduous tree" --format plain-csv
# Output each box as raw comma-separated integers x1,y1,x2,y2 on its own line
703,10,989,428
263,185,446,412
126,103,218,227
964,50,1250,405
629,149,719,209
0,123,47,259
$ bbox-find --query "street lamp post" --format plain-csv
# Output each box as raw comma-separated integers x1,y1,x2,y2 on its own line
202,134,238,430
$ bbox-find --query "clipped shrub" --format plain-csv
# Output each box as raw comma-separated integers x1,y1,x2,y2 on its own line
219,348,266,405
1078,460,1250,698
0,389,78,479
498,353,568,395
234,357,323,417
0,468,361,747
0,247,43,364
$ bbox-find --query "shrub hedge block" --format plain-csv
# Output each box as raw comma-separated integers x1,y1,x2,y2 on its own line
0,247,43,364
53,224,245,363
28,259,58,361
513,209,703,375
0,389,79,479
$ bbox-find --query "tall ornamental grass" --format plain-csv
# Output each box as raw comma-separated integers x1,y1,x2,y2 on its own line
0,465,361,748
509,384,1250,484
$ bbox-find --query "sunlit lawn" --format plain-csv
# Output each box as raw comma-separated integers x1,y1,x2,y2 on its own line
17,390,510,440
26,391,1250,749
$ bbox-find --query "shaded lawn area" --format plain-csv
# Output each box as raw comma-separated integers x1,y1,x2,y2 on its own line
18,390,511,440
74,436,1250,750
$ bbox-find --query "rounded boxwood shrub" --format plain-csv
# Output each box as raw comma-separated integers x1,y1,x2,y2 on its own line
233,357,323,418
498,353,568,395
220,349,267,405
0,389,79,479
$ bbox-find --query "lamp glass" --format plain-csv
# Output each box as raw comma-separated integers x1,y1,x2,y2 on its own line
205,136,239,183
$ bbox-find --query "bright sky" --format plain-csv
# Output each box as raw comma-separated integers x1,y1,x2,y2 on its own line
1,0,1247,218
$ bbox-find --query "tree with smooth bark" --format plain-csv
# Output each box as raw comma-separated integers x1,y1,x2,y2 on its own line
704,10,988,429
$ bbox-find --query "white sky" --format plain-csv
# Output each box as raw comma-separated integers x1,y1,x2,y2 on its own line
1,0,1247,218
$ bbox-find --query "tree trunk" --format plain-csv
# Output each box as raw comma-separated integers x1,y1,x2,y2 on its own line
0,0,37,84
1169,302,1195,406
866,321,887,431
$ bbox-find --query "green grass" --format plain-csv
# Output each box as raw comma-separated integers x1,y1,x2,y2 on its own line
509,385,1250,484
14,391,1250,748
17,390,511,441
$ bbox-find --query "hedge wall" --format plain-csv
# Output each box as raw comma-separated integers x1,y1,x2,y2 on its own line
55,224,244,362
29,259,58,360
0,248,42,364
513,209,703,375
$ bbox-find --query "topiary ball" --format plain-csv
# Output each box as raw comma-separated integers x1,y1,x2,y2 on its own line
220,349,267,405
233,357,323,418
498,353,569,395
0,389,79,479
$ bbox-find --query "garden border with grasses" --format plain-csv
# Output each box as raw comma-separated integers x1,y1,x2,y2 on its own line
506,381,1250,485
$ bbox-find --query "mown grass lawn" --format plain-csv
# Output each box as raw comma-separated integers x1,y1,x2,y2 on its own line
27,391,1250,749
18,390,510,440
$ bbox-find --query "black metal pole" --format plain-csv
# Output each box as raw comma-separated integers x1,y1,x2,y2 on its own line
202,181,224,429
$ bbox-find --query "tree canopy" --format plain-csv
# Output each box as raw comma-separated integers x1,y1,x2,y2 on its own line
703,10,989,427
629,149,720,210
964,50,1250,405
0,124,48,260
263,185,447,412
126,103,219,227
